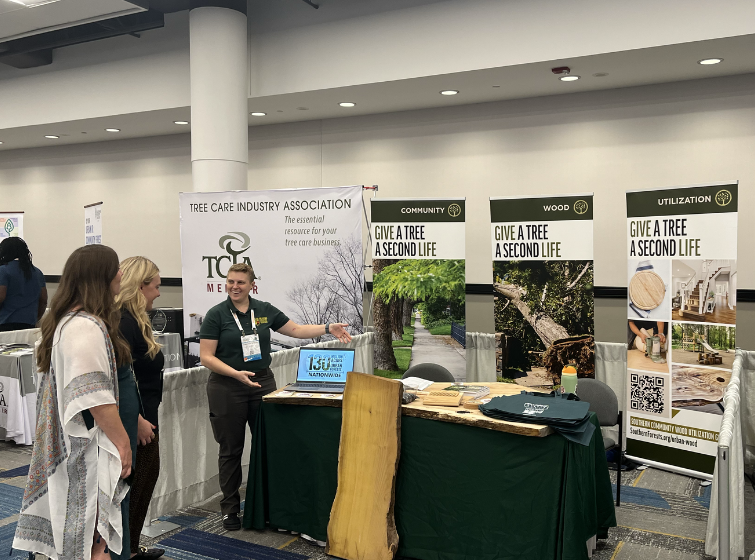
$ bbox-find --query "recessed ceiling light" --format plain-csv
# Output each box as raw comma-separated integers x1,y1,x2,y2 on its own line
0,141,4,145
440,90,459,96
698,58,723,65
560,75,580,82
105,128,120,132
174,121,190,125
250,112,266,117
339,102,356,107
7,0,61,6
45,135,59,139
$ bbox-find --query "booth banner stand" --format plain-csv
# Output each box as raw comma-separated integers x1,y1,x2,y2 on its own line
490,194,594,387
0,212,23,239
84,202,103,245
625,182,738,478
179,186,363,347
370,198,466,379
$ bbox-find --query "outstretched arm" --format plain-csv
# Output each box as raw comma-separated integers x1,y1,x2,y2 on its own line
277,321,352,343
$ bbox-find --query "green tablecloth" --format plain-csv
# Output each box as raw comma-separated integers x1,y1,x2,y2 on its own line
243,403,616,560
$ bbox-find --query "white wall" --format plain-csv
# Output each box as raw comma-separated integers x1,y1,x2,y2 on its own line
1,73,753,290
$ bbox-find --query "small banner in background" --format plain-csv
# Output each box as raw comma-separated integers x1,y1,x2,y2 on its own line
84,202,103,245
490,194,594,387
180,186,363,347
625,182,738,477
370,198,465,379
0,212,23,239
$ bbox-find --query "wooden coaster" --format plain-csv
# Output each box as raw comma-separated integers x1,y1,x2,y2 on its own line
423,391,463,407
629,270,665,310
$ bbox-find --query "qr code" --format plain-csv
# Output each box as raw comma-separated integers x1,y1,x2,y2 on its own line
630,373,665,415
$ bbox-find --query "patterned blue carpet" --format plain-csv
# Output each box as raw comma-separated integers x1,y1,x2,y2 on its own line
0,466,29,479
0,483,24,519
159,529,308,560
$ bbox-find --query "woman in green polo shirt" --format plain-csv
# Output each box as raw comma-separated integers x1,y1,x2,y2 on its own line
199,262,351,530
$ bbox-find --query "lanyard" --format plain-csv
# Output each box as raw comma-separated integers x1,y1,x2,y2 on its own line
230,305,257,336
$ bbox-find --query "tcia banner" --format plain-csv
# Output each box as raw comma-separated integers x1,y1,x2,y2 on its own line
370,198,466,379
490,194,594,385
84,202,103,245
0,212,23,239
625,182,738,477
179,186,363,347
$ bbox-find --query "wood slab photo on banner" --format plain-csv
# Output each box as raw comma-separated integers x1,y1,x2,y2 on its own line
489,194,594,389
625,182,738,478
370,198,466,380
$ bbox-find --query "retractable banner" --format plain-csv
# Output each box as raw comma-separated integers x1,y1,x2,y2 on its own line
490,194,594,386
179,186,363,347
0,212,23,239
371,198,465,379
625,183,738,477
84,202,103,245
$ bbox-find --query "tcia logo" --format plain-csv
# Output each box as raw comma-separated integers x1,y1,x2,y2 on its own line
448,203,462,218
202,232,253,279
715,189,732,207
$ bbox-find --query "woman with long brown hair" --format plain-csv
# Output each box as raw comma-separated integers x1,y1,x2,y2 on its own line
12,245,138,560
115,256,165,559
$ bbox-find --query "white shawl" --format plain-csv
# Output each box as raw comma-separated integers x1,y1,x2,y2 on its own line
13,313,128,560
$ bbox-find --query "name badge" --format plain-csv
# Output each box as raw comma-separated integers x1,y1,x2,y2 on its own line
241,333,262,362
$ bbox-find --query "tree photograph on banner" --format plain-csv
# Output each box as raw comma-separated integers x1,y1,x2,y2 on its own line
371,199,465,380
625,182,738,477
494,260,594,382
491,195,594,387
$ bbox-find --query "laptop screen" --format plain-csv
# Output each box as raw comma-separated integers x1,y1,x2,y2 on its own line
296,347,356,383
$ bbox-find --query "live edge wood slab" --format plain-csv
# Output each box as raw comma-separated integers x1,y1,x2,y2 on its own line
264,381,552,438
326,372,402,560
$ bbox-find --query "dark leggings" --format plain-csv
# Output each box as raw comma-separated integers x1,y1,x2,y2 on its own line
129,432,161,553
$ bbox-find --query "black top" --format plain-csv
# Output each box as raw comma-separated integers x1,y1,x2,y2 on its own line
120,307,164,426
199,296,289,373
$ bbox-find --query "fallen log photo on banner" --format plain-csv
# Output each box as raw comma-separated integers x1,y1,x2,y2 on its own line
625,182,738,478
490,194,594,388
371,198,466,380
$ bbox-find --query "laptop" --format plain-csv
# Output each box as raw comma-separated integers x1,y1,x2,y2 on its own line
285,347,356,393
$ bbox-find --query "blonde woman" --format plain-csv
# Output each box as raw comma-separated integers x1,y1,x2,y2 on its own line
116,257,165,560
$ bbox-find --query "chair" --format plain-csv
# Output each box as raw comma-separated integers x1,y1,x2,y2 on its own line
576,378,623,506
402,363,455,382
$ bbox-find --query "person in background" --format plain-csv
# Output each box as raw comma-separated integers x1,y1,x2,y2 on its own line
199,262,352,530
116,257,166,560
0,237,47,331
12,245,136,560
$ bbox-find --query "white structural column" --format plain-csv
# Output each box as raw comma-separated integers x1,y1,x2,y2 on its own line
189,2,248,192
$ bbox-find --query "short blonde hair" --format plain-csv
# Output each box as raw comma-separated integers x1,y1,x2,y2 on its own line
227,263,256,281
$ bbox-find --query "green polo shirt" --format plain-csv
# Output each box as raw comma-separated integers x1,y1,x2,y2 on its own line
200,296,290,373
